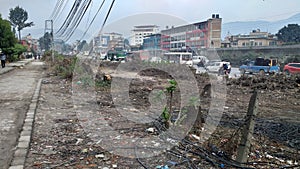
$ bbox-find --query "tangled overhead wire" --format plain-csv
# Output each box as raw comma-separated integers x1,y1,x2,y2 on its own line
49,0,115,42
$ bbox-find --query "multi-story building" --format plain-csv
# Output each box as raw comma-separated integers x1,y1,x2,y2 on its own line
143,34,161,50
227,29,278,47
161,14,222,51
94,32,124,56
21,34,39,54
130,25,159,46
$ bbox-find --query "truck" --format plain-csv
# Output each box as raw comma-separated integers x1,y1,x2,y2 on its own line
239,58,280,75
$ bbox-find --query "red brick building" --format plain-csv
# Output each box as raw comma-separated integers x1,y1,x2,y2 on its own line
161,14,222,51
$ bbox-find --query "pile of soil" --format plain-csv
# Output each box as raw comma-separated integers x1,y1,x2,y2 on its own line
228,74,300,90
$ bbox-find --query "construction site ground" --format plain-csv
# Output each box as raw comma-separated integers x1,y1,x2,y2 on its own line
24,60,299,169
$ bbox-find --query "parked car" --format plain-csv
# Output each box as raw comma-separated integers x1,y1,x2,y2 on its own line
283,63,300,74
149,56,162,63
206,61,231,74
192,55,209,66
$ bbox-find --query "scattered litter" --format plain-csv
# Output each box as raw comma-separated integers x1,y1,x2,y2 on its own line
146,127,156,133
156,165,169,169
81,148,88,153
190,134,200,141
95,154,105,158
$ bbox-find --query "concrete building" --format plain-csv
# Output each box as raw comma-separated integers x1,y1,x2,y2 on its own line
143,34,161,50
21,34,40,55
227,29,278,48
130,25,159,46
94,32,124,56
161,14,222,51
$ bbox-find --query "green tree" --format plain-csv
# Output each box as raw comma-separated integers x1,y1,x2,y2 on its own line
5,43,27,62
13,43,27,55
276,24,300,44
8,6,34,40
0,16,17,52
38,32,52,51
77,40,87,51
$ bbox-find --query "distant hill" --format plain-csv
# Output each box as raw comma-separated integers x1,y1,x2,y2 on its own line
222,13,300,38
23,13,300,42
22,13,187,43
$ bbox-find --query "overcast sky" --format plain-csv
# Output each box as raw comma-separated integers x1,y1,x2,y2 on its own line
1,0,300,41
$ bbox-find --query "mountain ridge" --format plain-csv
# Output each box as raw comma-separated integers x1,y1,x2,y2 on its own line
23,12,300,42
222,12,300,38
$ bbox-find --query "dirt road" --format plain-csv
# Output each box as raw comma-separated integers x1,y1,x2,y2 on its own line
0,61,44,169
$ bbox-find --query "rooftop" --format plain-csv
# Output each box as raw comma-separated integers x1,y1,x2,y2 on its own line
133,25,159,29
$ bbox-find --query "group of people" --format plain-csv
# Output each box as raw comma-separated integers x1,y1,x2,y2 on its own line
0,50,6,68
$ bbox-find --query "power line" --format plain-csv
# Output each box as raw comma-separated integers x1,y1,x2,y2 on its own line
55,0,82,36
52,0,70,22
49,0,63,19
87,0,115,55
52,0,115,42
63,0,92,41
99,0,115,35
61,0,90,38
85,0,93,28
80,0,106,40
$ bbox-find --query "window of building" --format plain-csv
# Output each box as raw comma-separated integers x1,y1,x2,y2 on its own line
269,41,277,46
200,40,205,46
186,34,190,39
198,23,206,30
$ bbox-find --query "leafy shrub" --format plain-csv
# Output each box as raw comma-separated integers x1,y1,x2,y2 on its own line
55,56,77,79
7,54,19,62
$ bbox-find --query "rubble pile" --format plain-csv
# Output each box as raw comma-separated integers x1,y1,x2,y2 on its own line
228,74,300,90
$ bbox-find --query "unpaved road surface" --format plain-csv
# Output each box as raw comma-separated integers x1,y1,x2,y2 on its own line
0,61,44,169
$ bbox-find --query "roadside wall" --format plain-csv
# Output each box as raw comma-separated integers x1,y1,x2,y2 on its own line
197,45,300,66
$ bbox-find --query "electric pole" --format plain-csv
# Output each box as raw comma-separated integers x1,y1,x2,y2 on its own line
45,20,54,62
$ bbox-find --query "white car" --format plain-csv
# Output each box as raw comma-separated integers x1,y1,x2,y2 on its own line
195,66,207,74
192,56,209,65
149,56,162,63
185,60,193,67
206,61,231,73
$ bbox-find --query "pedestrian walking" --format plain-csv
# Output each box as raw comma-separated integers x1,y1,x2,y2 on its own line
0,51,6,68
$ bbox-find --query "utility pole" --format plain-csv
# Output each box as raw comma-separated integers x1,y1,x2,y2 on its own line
237,90,259,165
45,20,54,62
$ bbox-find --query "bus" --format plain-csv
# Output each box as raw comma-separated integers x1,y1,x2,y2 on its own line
105,50,127,62
163,52,193,66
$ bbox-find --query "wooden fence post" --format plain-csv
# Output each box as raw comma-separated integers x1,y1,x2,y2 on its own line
236,90,259,164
